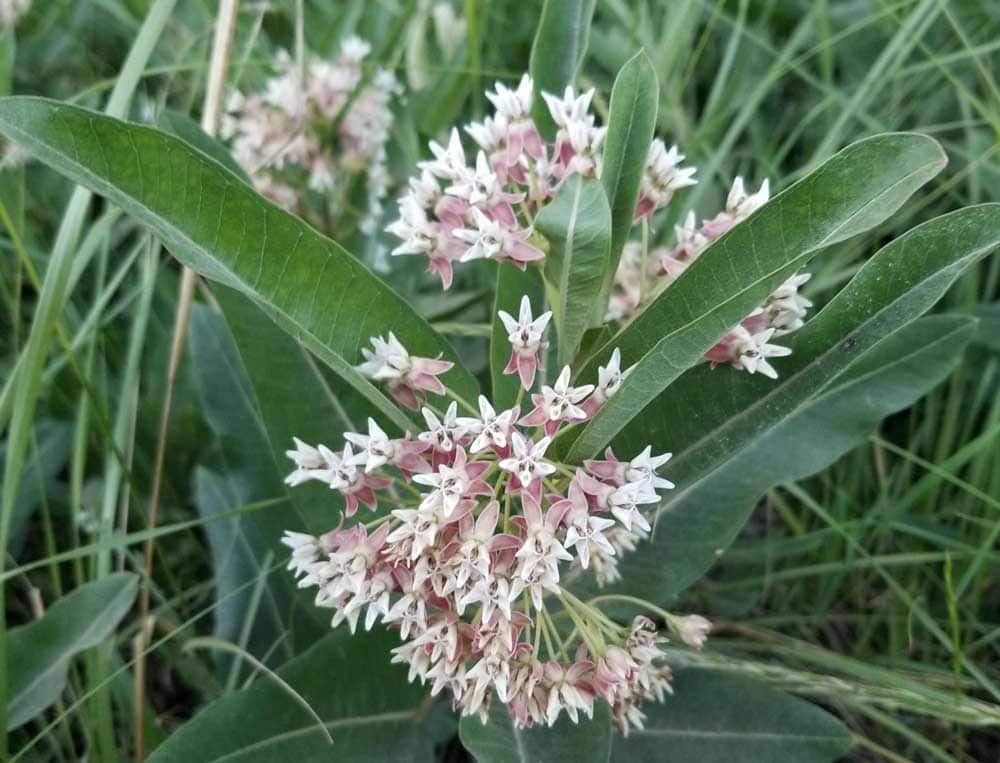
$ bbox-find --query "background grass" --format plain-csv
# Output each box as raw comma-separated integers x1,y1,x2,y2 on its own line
1,0,999,760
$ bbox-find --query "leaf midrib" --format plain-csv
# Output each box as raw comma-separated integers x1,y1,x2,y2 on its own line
653,314,972,525
0,105,416,431
206,709,421,762
569,151,946,460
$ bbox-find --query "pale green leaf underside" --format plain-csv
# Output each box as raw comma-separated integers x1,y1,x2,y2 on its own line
460,694,612,763
612,670,851,762
538,174,612,367
7,573,138,730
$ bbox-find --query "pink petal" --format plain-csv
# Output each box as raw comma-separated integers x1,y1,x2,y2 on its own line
516,354,538,389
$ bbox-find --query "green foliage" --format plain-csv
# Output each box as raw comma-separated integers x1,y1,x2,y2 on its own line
7,574,137,730
582,205,1000,605
529,0,597,139
611,669,852,762
537,175,612,367
148,629,433,762
597,50,658,313
460,698,612,762
561,132,947,462
0,97,479,432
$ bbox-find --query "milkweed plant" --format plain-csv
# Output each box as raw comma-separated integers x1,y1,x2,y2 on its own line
1,0,998,759
278,71,812,732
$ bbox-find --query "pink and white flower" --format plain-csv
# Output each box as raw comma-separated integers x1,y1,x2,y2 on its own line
519,366,594,436
497,295,551,390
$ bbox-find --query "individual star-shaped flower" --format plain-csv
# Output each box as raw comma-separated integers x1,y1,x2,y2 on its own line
453,207,543,267
498,431,557,490
582,348,634,416
519,365,595,435
497,295,552,390
456,395,520,454
413,447,493,519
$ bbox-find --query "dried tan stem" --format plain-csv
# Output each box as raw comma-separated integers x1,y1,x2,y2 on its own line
133,1,240,759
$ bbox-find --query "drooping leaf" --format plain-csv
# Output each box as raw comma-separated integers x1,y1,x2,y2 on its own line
560,132,947,462
148,628,434,762
460,695,612,763
0,97,479,432
491,264,545,410
596,50,659,318
193,467,292,667
590,204,1000,604
6,573,138,730
594,314,975,607
611,669,851,762
188,306,325,657
529,0,597,139
537,174,612,367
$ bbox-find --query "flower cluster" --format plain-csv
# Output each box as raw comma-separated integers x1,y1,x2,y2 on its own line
222,37,397,232
282,297,711,734
609,177,813,378
386,75,696,288
388,73,807,379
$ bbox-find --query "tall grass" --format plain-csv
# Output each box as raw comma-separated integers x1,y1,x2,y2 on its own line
1,0,998,759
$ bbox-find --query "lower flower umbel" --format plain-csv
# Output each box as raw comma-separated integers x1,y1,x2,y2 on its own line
281,306,711,734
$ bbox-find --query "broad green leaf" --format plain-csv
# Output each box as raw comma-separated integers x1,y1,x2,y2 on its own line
491,264,545,409
188,306,326,657
193,467,293,665
599,314,976,606
593,204,1000,603
156,109,249,182
596,50,659,319
612,669,851,762
561,132,947,463
537,175,612,367
460,695,612,763
148,628,434,762
6,573,138,730
529,0,597,140
0,97,479,433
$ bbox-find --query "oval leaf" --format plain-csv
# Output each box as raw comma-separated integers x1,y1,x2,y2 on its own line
562,131,947,462
0,96,479,432
589,204,1000,603
460,695,612,763
149,628,433,762
537,174,612,367
597,50,659,316
7,573,138,730
595,314,975,606
612,669,851,762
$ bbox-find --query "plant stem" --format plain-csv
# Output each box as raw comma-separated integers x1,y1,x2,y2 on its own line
133,1,239,758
